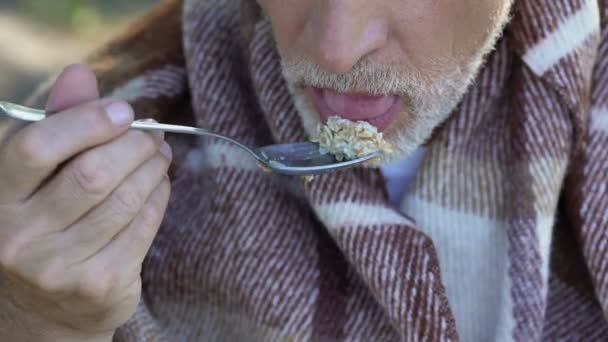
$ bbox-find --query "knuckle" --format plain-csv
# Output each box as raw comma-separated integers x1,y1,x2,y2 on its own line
13,128,48,170
0,239,22,272
33,257,67,294
120,131,157,160
127,277,142,299
77,271,116,306
0,229,31,273
72,154,111,196
110,279,142,323
88,104,114,133
160,154,172,170
134,131,159,154
159,177,171,198
113,185,143,218
140,204,163,228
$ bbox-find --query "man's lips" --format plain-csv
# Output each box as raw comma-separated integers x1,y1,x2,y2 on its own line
306,87,399,131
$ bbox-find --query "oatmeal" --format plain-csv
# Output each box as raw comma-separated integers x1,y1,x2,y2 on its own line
314,116,393,165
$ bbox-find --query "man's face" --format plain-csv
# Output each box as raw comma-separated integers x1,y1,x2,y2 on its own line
257,0,513,159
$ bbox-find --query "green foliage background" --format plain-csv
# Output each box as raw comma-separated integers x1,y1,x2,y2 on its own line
9,0,157,33
0,0,158,102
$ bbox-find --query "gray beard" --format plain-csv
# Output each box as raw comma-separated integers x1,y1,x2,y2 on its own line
281,2,513,162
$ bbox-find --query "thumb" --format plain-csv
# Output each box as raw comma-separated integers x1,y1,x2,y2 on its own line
46,64,100,113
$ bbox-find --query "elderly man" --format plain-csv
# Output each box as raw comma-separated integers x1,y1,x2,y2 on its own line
1,0,607,340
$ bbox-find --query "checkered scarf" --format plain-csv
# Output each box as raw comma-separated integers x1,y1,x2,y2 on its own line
36,0,608,340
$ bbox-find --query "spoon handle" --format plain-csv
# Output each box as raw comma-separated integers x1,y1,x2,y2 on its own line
0,101,259,158
0,101,212,135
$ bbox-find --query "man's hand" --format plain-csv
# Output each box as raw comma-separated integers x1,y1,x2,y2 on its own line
0,65,172,340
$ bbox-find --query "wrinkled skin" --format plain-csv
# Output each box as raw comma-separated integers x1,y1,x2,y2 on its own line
259,0,513,159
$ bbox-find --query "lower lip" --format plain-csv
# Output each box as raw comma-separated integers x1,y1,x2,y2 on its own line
306,88,399,132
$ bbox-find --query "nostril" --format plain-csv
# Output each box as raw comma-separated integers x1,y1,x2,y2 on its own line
316,46,356,75
313,17,389,75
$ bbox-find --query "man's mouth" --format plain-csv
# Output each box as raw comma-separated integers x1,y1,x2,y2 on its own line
305,87,399,131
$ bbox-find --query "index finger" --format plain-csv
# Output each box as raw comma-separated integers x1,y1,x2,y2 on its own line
0,117,26,148
0,100,134,203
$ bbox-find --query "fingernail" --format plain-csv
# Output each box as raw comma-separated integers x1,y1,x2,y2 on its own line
104,102,134,126
159,141,173,160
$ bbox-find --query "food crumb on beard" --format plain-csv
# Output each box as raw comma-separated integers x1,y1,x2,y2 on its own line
302,175,314,183
312,116,393,166
257,160,289,173
257,160,314,182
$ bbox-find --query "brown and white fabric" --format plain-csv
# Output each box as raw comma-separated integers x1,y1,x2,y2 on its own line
28,0,608,340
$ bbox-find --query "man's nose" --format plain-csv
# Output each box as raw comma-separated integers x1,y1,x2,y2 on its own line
309,2,388,74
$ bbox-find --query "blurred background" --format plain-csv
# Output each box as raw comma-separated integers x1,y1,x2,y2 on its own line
0,0,158,103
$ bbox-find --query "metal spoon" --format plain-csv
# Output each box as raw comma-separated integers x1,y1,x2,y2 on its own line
0,101,379,176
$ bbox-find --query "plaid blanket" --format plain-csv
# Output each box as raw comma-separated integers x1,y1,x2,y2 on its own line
30,0,608,340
